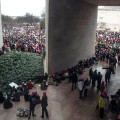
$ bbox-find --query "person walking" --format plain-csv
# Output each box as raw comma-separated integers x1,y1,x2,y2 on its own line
40,92,49,118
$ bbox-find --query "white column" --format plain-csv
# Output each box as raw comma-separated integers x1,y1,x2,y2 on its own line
0,0,3,48
44,0,49,73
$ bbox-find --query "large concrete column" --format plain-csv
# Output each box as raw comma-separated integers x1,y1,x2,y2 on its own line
47,0,98,74
0,1,3,48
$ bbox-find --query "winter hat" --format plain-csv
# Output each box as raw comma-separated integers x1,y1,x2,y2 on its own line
43,92,46,95
32,91,37,95
101,91,107,98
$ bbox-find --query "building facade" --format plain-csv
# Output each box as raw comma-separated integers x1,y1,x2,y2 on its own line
97,6,120,31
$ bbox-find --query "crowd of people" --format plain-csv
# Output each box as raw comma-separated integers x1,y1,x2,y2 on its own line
1,29,120,119
96,30,120,64
1,52,119,119
1,25,45,57
38,43,119,119
96,30,120,53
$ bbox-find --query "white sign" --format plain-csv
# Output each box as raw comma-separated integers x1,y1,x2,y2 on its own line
9,82,18,88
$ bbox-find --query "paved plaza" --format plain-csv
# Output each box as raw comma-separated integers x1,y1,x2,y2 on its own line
0,62,120,120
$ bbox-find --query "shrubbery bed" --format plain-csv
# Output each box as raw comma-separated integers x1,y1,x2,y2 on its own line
0,52,44,91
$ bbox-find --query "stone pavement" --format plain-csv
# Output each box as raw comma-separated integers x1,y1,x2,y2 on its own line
0,62,120,120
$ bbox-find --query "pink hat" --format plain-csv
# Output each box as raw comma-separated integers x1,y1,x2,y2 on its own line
79,78,84,81
43,92,46,95
32,91,37,95
101,91,107,98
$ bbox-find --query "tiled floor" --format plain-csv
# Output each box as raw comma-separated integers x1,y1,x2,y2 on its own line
0,61,120,120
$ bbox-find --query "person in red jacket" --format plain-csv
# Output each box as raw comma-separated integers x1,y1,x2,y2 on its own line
27,80,33,89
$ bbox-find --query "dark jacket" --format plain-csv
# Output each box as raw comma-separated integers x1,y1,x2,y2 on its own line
93,71,98,80
71,73,78,83
97,73,102,83
3,98,13,109
0,92,5,103
89,68,93,77
29,95,38,109
41,95,48,107
105,71,110,79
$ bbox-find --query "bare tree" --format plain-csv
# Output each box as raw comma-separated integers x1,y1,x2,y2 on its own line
99,22,106,29
40,11,45,29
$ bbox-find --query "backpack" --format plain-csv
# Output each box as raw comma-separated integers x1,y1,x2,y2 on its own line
16,108,29,117
32,97,37,105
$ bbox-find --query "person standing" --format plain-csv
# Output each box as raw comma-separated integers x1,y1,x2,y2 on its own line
28,92,38,119
113,57,117,69
71,72,78,91
40,92,49,118
106,53,109,63
89,68,93,82
44,73,48,81
118,54,120,65
0,91,5,103
78,78,84,99
83,78,90,98
98,91,107,119
97,72,102,90
27,80,33,89
92,70,97,87
23,85,29,101
3,97,13,109
105,70,111,87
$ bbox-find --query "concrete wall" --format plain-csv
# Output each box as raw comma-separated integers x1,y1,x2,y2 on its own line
0,1,3,48
47,0,98,74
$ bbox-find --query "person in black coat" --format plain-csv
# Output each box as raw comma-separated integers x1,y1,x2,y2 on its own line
92,70,97,87
3,97,13,109
40,92,49,118
105,70,111,87
97,72,102,90
10,86,16,96
71,72,78,91
106,53,109,63
113,57,117,69
23,85,30,101
116,89,120,97
83,78,90,97
89,68,93,82
44,73,48,81
0,91,5,103
12,89,20,101
28,92,38,119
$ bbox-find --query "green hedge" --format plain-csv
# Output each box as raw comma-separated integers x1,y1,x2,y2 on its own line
0,52,44,91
